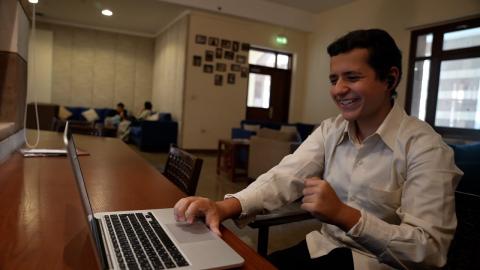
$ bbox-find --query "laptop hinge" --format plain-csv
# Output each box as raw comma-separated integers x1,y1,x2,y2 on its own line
91,217,110,269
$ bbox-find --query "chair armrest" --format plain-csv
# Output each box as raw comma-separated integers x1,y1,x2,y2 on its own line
249,201,313,227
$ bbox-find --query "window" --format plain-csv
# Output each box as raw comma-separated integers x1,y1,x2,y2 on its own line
248,48,291,70
406,17,480,139
247,73,271,108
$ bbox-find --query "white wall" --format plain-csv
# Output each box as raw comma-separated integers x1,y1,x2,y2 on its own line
182,11,308,149
301,0,480,124
35,23,154,113
27,29,53,103
152,15,189,140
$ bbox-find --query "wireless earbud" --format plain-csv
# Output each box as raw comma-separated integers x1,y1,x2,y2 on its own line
387,76,395,89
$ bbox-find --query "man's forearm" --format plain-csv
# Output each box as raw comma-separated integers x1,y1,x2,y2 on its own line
216,197,242,221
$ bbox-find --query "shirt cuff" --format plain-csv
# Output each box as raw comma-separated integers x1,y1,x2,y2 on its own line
346,209,392,256
224,188,264,228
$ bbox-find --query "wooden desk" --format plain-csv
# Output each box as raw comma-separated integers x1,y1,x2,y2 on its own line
0,131,274,270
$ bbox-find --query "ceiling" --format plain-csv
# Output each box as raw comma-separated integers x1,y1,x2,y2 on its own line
33,0,354,37
264,0,352,13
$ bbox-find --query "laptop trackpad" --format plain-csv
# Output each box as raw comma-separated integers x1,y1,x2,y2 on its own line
166,222,216,243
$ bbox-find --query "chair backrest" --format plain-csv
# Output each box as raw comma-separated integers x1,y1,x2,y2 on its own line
163,145,203,196
445,191,480,269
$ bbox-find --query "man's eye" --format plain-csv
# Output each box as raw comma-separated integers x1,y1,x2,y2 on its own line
347,76,360,82
329,79,337,85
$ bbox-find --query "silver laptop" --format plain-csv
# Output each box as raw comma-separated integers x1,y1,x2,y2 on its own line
63,122,244,269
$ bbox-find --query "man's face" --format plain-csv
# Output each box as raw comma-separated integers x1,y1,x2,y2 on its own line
329,48,391,125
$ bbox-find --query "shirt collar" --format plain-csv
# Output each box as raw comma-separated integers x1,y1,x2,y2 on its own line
336,103,405,150
376,103,405,150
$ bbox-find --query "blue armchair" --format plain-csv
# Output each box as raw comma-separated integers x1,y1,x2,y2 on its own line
129,113,178,152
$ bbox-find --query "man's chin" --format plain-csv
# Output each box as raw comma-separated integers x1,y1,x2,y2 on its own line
341,111,359,122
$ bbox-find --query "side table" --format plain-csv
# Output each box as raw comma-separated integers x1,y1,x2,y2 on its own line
217,139,250,181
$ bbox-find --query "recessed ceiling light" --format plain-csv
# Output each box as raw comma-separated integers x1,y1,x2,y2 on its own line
101,9,113,16
28,0,38,3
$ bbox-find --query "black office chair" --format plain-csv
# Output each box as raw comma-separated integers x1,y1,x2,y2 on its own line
163,145,203,196
248,199,314,256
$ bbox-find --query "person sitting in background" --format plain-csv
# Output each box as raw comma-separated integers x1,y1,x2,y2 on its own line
104,102,128,128
137,101,153,120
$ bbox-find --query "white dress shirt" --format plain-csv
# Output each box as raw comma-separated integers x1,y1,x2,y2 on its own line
227,104,463,269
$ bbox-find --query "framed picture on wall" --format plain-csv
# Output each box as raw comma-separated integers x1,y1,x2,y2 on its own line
208,37,219,46
205,50,214,62
241,43,250,51
193,55,202,66
216,63,226,72
215,48,223,59
203,64,213,73
231,64,241,72
224,51,234,60
214,74,223,86
227,73,236,84
195,34,207,44
221,39,232,49
241,67,248,78
236,55,246,64
232,41,239,52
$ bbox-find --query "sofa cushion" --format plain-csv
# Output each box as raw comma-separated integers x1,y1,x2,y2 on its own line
256,128,298,142
243,124,260,132
82,108,99,122
95,108,116,122
67,107,88,121
146,112,159,121
450,143,480,195
58,106,72,120
158,113,172,122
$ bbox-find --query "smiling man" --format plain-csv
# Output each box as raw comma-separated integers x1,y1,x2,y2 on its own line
174,29,462,269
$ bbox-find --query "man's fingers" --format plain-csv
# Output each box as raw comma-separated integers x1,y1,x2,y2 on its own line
304,177,323,186
207,216,222,237
174,197,202,222
185,200,207,224
302,194,314,203
174,197,192,221
301,202,314,213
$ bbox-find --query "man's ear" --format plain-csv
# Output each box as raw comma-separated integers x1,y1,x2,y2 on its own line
386,67,400,90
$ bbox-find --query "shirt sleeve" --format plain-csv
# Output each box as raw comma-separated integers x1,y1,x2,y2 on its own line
225,120,334,226
347,142,462,269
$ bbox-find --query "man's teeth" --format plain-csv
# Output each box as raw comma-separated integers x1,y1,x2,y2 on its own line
339,99,355,105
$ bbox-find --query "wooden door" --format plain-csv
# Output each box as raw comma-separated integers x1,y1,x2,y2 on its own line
246,65,291,122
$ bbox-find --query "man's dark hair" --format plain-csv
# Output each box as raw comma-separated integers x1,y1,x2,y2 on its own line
117,102,125,109
327,29,402,98
144,101,152,110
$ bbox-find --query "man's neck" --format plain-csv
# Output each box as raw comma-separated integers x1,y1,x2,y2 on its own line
355,103,393,143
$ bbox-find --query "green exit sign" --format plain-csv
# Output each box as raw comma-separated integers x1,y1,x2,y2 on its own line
276,35,288,45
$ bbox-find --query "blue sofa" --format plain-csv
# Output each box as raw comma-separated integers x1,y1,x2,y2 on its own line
52,106,118,133
129,113,178,152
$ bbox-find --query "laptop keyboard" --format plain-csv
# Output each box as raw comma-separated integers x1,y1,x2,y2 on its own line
104,212,189,269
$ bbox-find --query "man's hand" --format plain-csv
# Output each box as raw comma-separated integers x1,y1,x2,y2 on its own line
173,197,241,236
301,177,361,232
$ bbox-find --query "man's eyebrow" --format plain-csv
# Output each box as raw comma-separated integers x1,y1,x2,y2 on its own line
329,71,361,79
342,71,362,76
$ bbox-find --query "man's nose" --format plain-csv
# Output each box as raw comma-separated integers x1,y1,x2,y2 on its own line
331,79,349,95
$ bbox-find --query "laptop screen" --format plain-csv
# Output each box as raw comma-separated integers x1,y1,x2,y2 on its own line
64,122,95,221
